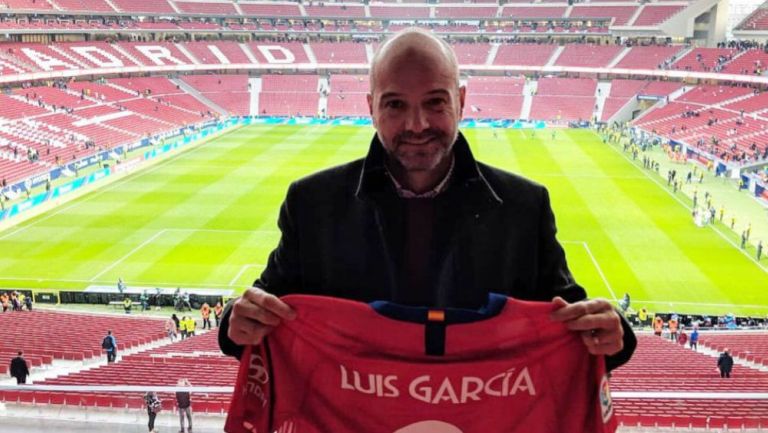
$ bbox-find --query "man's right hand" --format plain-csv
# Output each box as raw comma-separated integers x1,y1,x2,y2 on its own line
227,287,296,346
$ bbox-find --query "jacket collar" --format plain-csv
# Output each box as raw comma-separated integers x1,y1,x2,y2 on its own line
354,131,502,208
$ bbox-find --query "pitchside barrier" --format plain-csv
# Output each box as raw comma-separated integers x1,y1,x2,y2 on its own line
0,385,767,430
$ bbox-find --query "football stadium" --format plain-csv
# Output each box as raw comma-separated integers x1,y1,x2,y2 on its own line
0,0,767,431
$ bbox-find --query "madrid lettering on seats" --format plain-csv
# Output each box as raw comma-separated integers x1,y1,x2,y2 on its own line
339,364,536,404
13,44,305,72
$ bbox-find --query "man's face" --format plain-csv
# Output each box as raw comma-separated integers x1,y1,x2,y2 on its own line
368,53,465,174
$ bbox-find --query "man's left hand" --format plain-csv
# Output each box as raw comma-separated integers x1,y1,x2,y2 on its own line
550,297,624,356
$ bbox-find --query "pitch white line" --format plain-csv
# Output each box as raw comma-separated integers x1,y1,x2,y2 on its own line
562,240,618,301
604,137,768,274
165,228,279,235
229,264,264,286
89,229,167,281
631,299,768,310
0,276,234,288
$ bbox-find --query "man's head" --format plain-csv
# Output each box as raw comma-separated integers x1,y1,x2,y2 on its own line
17,351,22,356
367,28,465,179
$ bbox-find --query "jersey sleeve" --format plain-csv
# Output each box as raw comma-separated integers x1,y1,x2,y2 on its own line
225,344,272,433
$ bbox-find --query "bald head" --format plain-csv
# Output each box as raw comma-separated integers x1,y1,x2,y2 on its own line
370,28,460,93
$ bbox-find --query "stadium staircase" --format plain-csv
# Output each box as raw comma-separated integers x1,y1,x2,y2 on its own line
485,43,500,66
594,82,612,123
249,77,260,116
521,80,536,121
544,46,564,67
169,78,228,117
607,47,632,68
625,5,645,26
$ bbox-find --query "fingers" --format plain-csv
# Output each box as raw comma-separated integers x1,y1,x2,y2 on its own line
550,298,613,322
550,297,625,356
242,287,296,321
580,328,624,356
227,287,296,346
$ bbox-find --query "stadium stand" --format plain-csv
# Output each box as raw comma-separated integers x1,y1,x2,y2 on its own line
0,310,165,365
699,332,768,366
631,4,686,26
304,4,366,18
259,74,319,117
612,334,768,428
671,47,739,72
554,44,624,68
237,2,301,16
464,76,525,120
0,327,236,413
614,45,684,70
174,1,238,15
568,5,638,26
310,41,368,64
326,74,369,117
492,43,558,67
737,2,768,30
180,74,250,116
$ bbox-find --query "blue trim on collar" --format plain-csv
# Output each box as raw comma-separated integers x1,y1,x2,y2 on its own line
370,293,507,324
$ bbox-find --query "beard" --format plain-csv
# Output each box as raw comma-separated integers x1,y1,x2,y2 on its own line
382,128,457,173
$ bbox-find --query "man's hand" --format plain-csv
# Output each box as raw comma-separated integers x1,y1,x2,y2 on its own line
550,297,624,356
227,287,296,346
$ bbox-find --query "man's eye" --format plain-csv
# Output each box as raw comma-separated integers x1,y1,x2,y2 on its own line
385,100,403,109
428,98,447,107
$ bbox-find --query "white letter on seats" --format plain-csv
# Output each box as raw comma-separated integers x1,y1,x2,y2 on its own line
257,46,295,64
70,47,124,68
135,46,187,65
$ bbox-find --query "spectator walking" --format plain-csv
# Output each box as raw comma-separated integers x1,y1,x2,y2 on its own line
185,316,196,338
200,302,211,330
668,316,679,341
123,297,132,314
653,316,664,336
9,351,30,384
213,301,223,327
165,317,177,341
102,330,117,363
638,307,648,328
140,290,149,312
179,316,188,340
144,391,162,433
176,378,193,433
24,294,32,311
677,329,688,346
690,327,699,350
717,349,734,378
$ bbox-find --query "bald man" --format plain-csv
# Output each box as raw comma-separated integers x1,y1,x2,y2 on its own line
220,28,636,370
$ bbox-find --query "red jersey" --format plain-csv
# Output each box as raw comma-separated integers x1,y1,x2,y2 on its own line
226,294,617,433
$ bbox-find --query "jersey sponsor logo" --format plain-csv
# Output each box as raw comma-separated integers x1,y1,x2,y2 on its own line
339,364,536,404
599,375,614,423
245,354,269,409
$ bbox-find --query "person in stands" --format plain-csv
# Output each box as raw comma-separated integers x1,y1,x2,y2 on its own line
102,330,117,363
717,349,734,378
218,28,636,372
176,378,193,433
144,391,162,433
9,351,30,384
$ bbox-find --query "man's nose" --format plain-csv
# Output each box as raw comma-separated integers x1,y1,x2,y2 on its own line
405,106,429,133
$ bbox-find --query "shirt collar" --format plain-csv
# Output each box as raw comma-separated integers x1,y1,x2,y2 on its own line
385,156,455,199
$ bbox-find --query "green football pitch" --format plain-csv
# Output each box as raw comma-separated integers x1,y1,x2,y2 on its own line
1,124,766,317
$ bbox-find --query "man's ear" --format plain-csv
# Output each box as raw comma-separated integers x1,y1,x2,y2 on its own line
458,85,466,120
367,93,376,128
